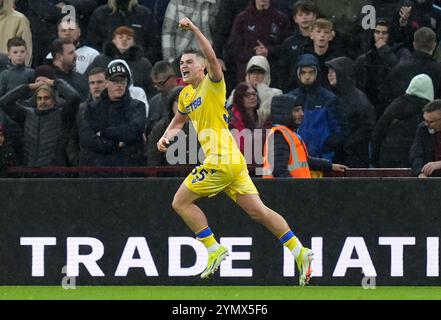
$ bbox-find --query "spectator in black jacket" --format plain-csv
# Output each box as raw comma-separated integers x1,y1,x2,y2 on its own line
14,0,62,67
372,73,434,168
86,26,154,98
410,99,441,177
45,19,100,75
326,56,376,167
387,27,441,104
67,67,107,166
281,18,344,91
0,78,80,167
355,18,411,119
51,38,89,102
79,60,146,167
277,0,317,92
86,0,161,63
394,0,441,50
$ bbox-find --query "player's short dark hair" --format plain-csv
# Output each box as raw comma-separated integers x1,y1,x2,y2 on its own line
51,38,74,59
7,37,27,50
423,99,441,113
88,67,106,77
181,48,205,60
414,27,436,53
292,0,319,17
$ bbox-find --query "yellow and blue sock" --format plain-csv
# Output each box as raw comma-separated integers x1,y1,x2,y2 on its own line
280,230,303,259
196,226,220,253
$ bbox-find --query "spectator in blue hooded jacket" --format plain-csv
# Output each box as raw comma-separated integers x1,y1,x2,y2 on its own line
288,53,346,161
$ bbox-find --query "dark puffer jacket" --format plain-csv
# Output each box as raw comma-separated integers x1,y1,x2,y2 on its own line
0,79,80,166
355,20,411,118
79,89,146,166
269,94,332,177
372,74,434,168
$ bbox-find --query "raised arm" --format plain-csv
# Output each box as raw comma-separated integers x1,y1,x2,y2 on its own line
178,17,223,82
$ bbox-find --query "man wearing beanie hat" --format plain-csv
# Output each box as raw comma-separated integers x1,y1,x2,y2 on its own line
263,94,347,178
79,59,146,167
0,77,80,167
372,73,434,168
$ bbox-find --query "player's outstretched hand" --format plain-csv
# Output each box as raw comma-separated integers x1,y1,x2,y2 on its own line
157,137,170,152
178,17,196,31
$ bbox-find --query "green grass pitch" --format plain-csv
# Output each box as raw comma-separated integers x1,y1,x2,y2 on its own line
1,286,441,300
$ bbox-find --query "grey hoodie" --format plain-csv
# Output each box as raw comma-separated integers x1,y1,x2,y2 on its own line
405,74,434,102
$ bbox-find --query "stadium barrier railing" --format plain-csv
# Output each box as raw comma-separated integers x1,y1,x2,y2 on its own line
2,166,413,178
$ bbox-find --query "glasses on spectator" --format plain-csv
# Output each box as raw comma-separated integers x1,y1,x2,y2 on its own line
153,75,172,87
424,117,441,125
244,91,257,98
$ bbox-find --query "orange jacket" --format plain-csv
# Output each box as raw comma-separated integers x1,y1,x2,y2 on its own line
262,125,311,178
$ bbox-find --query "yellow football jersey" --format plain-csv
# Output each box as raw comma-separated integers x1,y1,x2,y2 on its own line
178,75,243,164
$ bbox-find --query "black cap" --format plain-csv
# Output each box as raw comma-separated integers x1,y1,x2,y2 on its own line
106,62,129,80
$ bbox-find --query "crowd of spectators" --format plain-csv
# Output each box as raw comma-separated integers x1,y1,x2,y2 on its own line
1,0,441,177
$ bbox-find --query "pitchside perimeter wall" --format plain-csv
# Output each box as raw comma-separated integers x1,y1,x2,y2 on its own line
1,178,440,286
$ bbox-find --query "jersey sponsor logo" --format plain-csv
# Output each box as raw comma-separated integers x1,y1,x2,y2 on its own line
185,97,202,114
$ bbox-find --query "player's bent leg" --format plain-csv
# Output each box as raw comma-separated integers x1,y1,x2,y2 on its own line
235,193,290,236
235,193,314,286
172,182,229,279
172,182,207,233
